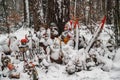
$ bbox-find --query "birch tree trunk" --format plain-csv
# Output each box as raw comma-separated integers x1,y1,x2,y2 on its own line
24,0,30,27
25,0,30,27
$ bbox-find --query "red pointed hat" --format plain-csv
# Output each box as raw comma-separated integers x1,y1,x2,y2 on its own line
21,38,28,43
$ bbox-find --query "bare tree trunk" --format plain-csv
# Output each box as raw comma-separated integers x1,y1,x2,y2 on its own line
114,0,120,47
88,0,92,25
2,0,10,33
23,0,27,22
106,0,113,24
47,0,70,34
102,0,106,15
96,0,101,21
29,0,42,31
42,0,48,23
59,0,70,34
47,0,55,25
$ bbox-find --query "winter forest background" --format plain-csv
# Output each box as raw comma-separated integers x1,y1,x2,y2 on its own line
0,0,120,80
0,0,119,39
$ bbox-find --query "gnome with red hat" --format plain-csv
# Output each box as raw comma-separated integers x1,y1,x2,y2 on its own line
18,35,29,61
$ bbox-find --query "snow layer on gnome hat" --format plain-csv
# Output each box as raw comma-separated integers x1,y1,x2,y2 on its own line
8,33,16,38
53,38,60,45
61,31,68,37
68,31,74,39
40,38,47,46
40,38,45,43
40,27,46,35
107,39,115,45
50,22,57,27
89,49,98,55
106,42,112,47
106,39,115,48
0,37,7,45
46,38,53,45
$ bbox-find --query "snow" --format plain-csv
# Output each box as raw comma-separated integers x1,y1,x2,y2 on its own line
1,25,120,80
14,27,33,40
37,65,120,80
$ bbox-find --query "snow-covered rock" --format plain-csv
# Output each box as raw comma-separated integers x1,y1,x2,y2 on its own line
66,61,76,74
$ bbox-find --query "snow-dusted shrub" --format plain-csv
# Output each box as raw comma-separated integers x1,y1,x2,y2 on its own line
75,59,84,72
66,61,76,75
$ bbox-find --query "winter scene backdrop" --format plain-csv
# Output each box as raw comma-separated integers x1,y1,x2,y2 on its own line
0,0,120,80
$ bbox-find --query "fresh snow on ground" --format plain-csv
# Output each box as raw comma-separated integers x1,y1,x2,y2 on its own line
0,25,120,80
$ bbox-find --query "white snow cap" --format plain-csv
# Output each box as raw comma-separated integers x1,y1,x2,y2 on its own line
40,38,45,43
54,38,60,45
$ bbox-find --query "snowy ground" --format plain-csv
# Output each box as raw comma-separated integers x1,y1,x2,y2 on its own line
38,63,120,80
1,26,120,80
1,62,120,80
